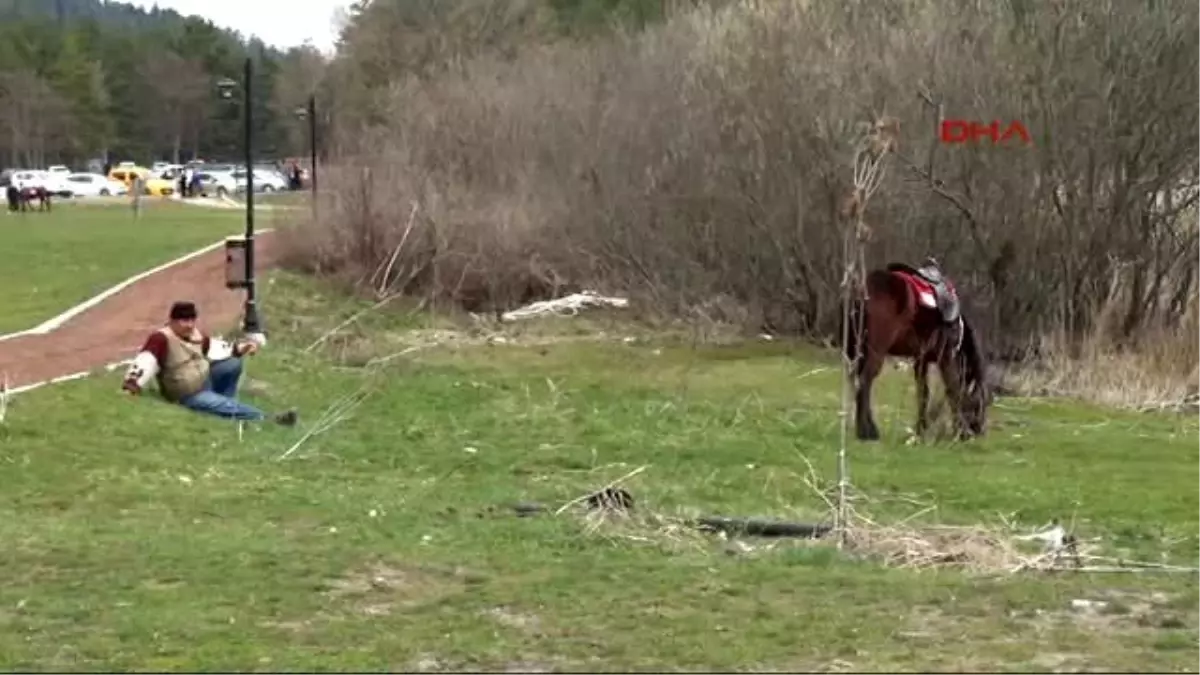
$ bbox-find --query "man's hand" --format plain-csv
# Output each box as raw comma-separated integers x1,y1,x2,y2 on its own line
235,340,260,357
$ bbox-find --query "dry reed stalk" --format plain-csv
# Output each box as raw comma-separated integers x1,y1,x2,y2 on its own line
276,376,378,461
303,294,404,354
835,116,897,545
375,200,421,298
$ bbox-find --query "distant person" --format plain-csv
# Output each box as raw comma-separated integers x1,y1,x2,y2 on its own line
131,173,145,217
5,184,19,213
121,301,298,425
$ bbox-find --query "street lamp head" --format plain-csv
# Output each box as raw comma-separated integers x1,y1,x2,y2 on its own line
216,77,238,100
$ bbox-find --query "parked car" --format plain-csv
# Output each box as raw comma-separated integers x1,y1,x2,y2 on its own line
232,167,288,192
11,170,72,197
108,165,150,188
143,170,178,197
63,173,129,197
193,171,240,197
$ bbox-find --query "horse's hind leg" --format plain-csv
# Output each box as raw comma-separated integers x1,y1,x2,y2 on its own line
854,348,884,441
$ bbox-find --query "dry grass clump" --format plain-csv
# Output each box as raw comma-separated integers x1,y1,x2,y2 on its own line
1004,282,1199,411
840,511,1073,574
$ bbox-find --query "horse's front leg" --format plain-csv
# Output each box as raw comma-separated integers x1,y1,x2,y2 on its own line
854,349,884,441
913,357,930,438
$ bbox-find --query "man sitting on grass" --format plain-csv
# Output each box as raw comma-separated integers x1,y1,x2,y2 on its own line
121,301,298,426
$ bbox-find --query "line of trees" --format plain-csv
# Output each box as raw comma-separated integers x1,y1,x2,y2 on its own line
0,0,328,169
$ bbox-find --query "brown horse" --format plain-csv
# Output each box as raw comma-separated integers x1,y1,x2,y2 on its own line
17,186,52,212
845,259,990,442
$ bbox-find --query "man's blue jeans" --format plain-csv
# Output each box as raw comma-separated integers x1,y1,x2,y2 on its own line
178,357,266,421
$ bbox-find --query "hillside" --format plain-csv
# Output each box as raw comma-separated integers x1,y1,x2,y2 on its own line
0,0,201,32
0,0,321,168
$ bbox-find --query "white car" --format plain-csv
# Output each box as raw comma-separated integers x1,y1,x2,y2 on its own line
232,168,288,192
11,170,71,197
193,170,240,197
63,173,128,197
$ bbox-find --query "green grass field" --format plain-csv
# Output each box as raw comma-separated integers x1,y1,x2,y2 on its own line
0,200,252,334
0,269,1195,672
252,190,312,207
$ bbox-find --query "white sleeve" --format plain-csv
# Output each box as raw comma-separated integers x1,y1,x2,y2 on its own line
206,337,235,361
125,351,160,388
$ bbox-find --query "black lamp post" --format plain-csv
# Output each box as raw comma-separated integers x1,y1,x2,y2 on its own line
293,94,317,218
215,58,263,339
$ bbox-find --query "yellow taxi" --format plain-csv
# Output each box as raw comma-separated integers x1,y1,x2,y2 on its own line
107,163,176,196
107,163,149,187
144,169,178,197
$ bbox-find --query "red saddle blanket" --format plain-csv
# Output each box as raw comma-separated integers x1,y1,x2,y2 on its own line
892,270,957,310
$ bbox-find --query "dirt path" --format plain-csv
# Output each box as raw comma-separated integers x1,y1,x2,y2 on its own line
0,231,280,390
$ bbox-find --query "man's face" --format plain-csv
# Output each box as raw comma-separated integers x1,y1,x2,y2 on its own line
168,317,196,336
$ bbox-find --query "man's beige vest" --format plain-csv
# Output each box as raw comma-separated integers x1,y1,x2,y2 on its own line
157,327,210,402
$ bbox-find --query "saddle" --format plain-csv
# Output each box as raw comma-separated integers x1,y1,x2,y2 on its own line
886,258,961,324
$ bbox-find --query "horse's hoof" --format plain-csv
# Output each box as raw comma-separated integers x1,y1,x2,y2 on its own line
856,428,881,442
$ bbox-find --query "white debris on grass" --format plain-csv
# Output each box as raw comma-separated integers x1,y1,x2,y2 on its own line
500,291,629,322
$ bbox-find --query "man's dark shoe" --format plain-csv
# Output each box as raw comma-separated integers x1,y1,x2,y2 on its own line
274,409,299,427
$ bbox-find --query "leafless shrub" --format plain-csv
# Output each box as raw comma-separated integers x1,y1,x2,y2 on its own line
285,0,1198,381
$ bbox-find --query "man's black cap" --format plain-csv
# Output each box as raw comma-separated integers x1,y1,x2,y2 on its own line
169,301,198,320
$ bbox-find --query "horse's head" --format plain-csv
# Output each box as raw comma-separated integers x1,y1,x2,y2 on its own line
955,316,991,438
959,378,990,437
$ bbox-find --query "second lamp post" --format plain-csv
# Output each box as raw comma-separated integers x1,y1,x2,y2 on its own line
294,95,318,217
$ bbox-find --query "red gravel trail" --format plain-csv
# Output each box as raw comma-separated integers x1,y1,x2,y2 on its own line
0,231,280,390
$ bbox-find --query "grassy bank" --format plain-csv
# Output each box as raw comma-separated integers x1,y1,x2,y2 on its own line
0,270,1194,671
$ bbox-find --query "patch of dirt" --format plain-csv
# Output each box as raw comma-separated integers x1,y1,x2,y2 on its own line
259,617,322,633
1038,590,1191,633
901,590,1192,672
322,562,471,617
0,231,280,390
140,578,185,591
408,653,561,667
481,605,544,634
1028,652,1092,673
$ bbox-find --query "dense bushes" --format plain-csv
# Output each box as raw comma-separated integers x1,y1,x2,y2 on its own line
285,0,1199,365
